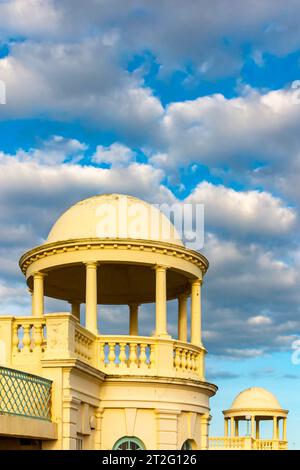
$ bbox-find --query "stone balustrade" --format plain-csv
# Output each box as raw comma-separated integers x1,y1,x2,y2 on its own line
98,336,155,373
97,335,205,380
209,436,288,450
74,323,95,364
209,436,247,450
0,314,206,382
12,317,47,354
173,340,205,380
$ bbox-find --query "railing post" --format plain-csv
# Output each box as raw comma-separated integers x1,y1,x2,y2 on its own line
43,313,76,360
154,338,174,376
244,437,253,449
200,414,210,450
0,317,14,367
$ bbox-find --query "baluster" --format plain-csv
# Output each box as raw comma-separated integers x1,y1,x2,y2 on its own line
99,342,105,367
198,350,204,379
108,342,116,367
119,343,127,369
195,353,199,373
34,322,43,352
190,353,195,373
80,336,85,359
186,351,192,372
149,344,155,369
13,324,20,352
23,324,31,352
82,336,86,359
82,336,87,358
181,349,187,371
129,343,137,368
87,339,91,361
77,333,82,358
42,324,47,350
140,344,147,368
80,336,84,358
174,347,181,370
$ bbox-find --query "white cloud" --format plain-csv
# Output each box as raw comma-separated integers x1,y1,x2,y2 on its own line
0,40,163,142
247,315,273,326
92,143,136,167
1,135,87,166
185,181,296,239
153,87,300,171
0,0,61,39
223,348,266,358
2,1,300,78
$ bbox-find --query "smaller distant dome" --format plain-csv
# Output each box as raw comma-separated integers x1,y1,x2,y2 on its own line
230,387,282,410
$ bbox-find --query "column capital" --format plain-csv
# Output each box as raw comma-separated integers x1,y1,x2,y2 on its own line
178,291,189,300
84,260,99,267
189,277,203,286
33,271,47,279
128,302,140,308
152,264,169,271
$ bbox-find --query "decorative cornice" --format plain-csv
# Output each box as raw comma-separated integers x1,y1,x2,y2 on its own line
19,238,209,276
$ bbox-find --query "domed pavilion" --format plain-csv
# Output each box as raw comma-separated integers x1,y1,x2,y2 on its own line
209,387,288,450
223,387,288,444
0,193,217,450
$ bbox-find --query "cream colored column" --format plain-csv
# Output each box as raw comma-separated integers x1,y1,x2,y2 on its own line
190,278,202,346
224,418,229,437
235,419,239,437
155,265,168,337
32,272,45,317
273,416,278,440
178,293,188,342
251,415,255,438
85,261,98,334
70,301,81,322
230,417,235,437
256,418,260,439
283,418,287,441
129,303,139,336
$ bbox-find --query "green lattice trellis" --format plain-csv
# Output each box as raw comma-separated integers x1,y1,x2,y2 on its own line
0,366,52,421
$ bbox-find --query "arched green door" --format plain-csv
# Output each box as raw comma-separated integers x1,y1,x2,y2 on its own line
113,437,145,450
181,439,194,450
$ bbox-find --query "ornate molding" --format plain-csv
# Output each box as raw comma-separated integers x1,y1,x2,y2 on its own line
19,238,209,276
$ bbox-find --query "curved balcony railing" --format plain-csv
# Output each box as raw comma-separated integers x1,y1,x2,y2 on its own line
7,314,205,382
97,335,205,381
209,437,246,450
209,437,288,450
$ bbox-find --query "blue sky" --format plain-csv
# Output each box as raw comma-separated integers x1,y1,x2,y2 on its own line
0,0,300,447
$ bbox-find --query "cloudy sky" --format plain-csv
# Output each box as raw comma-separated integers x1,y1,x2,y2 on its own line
0,0,300,446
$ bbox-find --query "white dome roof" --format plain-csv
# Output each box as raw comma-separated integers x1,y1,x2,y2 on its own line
230,387,282,410
47,194,184,247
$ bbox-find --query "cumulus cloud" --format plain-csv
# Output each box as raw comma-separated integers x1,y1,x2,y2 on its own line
92,143,136,167
152,87,300,172
0,0,61,39
0,40,163,143
2,1,300,77
247,315,273,326
0,135,87,166
185,182,296,241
